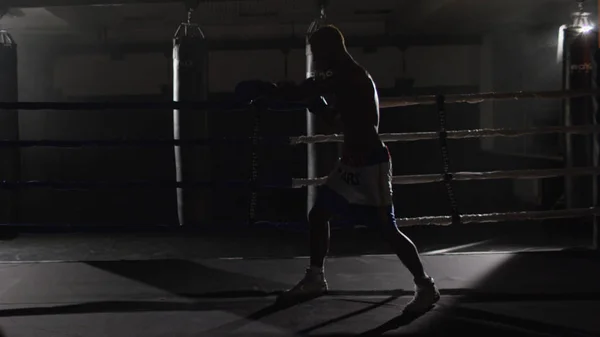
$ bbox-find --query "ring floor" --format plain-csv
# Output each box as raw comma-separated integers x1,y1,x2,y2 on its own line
0,229,597,337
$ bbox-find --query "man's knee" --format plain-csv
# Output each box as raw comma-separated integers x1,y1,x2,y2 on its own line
374,206,399,233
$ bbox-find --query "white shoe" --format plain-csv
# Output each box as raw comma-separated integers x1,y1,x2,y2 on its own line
278,268,328,302
403,277,440,313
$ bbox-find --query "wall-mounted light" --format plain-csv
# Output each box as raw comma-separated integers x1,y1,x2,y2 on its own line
572,11,594,34
0,29,14,46
557,5,595,64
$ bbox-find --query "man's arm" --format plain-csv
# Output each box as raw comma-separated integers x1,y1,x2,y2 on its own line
273,76,337,103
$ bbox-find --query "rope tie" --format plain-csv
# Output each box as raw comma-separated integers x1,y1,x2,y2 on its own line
248,101,262,225
436,94,461,225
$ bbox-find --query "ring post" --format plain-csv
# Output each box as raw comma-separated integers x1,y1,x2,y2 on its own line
0,30,20,225
565,7,597,248
562,25,574,209
305,2,327,216
593,0,600,252
592,44,600,248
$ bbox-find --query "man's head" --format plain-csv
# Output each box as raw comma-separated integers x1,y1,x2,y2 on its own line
308,25,347,71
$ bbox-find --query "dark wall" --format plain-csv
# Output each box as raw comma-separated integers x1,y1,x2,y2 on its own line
18,94,177,226
489,27,564,157
486,26,579,211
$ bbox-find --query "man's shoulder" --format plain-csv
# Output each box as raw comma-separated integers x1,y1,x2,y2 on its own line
321,68,354,82
336,63,367,77
310,63,372,93
334,65,372,89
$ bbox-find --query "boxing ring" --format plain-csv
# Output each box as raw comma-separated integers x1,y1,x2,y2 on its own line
0,88,599,245
0,87,598,336
0,74,600,337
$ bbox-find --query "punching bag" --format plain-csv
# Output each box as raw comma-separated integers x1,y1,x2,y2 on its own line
305,11,327,215
0,30,20,224
173,14,209,226
566,26,596,208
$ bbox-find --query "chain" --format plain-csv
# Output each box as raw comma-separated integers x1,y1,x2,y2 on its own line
248,101,261,225
187,8,193,25
317,0,328,21
436,95,461,225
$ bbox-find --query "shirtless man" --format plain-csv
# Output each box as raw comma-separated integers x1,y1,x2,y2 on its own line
245,25,440,313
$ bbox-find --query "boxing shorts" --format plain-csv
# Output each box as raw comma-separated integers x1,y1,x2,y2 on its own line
314,145,395,225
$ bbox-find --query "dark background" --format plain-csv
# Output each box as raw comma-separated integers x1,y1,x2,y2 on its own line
0,0,593,249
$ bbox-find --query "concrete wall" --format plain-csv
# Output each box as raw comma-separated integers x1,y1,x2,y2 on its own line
49,45,481,97
7,25,482,226
480,26,565,205
486,27,563,156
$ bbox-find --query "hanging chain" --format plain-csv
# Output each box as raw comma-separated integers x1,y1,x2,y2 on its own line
317,0,328,22
248,101,261,225
319,5,326,20
436,95,461,225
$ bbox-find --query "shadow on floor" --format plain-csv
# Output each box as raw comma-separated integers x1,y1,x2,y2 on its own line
84,259,289,298
0,253,597,336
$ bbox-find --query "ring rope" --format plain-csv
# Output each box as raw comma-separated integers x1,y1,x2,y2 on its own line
379,88,600,108
0,137,292,147
396,207,599,227
0,101,247,111
2,166,595,190
291,125,600,145
2,88,597,229
1,88,599,111
0,180,288,190
0,124,595,148
292,166,600,188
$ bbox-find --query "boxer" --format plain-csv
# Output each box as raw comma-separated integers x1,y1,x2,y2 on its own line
246,25,440,313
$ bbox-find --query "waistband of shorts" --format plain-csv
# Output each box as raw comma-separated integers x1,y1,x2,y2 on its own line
341,146,390,167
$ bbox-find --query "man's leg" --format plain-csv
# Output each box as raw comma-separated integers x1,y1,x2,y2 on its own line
308,204,333,270
376,206,428,281
278,189,336,302
375,205,440,312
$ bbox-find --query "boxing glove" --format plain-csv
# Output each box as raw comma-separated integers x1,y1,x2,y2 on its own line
234,80,277,104
275,80,298,91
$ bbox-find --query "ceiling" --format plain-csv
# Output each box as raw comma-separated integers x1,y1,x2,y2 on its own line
0,0,590,37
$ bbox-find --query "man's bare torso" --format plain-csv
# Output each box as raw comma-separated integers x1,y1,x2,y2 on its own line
328,62,384,157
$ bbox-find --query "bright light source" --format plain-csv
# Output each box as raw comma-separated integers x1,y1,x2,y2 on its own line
572,11,594,34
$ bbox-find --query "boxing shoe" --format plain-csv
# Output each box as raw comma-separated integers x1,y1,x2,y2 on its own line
277,268,328,304
403,276,440,313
